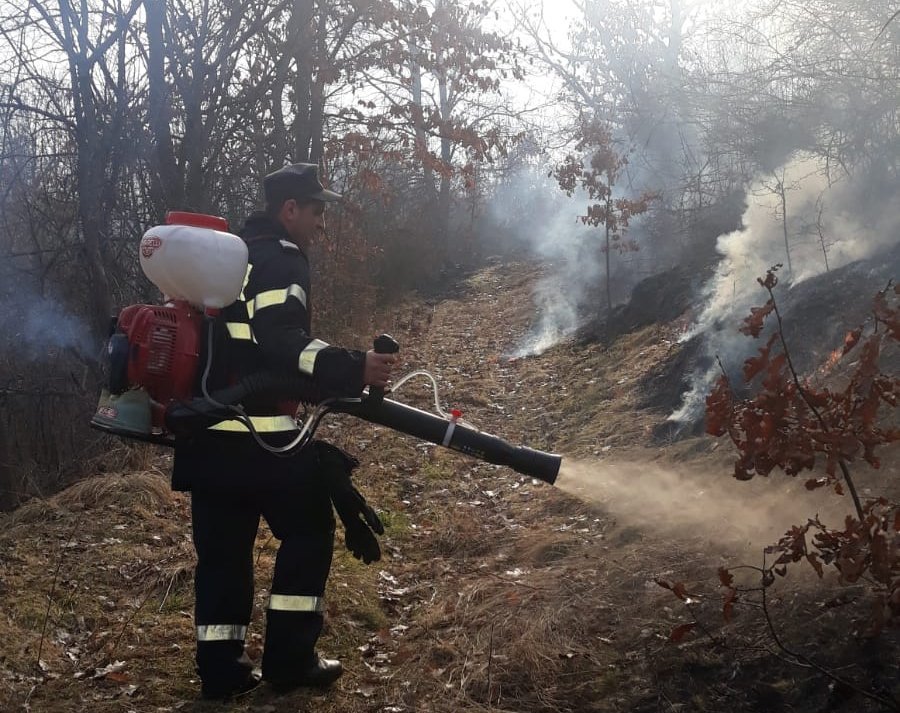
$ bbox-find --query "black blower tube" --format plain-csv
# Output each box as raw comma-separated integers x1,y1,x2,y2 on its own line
165,372,561,484
332,398,561,485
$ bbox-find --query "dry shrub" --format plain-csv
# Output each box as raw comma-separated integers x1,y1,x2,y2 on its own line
0,498,63,530
515,533,577,566
55,470,176,511
3,470,177,533
83,441,162,474
147,554,195,601
0,382,117,510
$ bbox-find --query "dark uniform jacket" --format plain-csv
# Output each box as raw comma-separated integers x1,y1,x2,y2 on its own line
171,212,366,490
217,212,365,405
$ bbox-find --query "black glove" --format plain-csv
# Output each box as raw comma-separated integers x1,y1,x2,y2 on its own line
315,440,384,564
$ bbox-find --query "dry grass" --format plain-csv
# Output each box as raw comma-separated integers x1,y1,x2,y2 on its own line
57,469,176,510
1,260,897,713
2,469,177,530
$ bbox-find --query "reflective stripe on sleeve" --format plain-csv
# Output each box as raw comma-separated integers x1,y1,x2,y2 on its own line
197,624,248,642
268,594,325,613
208,415,298,433
298,339,329,376
246,284,307,319
226,321,255,341
238,265,253,300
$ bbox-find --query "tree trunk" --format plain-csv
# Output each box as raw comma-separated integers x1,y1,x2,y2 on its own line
182,37,211,210
409,39,438,205
59,0,112,340
775,172,793,279
308,10,330,162
291,0,316,162
145,0,182,213
436,58,452,257
605,220,612,315
816,201,830,272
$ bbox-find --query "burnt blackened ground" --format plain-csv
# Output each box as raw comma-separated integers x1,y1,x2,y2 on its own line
779,247,900,374
582,244,900,447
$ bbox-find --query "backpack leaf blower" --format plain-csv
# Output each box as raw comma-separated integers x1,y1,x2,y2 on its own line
90,212,561,486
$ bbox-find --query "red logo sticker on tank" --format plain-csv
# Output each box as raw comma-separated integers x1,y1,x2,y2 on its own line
141,235,162,258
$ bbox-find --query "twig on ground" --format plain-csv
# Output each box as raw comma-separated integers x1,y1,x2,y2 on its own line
107,574,164,661
256,534,275,566
487,622,495,705
37,512,83,670
158,574,177,613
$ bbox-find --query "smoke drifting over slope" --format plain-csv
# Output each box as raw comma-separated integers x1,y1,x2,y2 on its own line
484,168,596,355
483,142,897,433
671,153,900,423
483,166,658,356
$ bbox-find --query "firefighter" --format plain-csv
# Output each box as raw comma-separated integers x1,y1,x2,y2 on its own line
171,163,395,699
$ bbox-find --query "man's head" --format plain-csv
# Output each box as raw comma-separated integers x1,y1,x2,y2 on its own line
263,163,342,247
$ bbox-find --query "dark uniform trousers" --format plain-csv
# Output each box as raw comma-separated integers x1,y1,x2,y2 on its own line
174,430,335,687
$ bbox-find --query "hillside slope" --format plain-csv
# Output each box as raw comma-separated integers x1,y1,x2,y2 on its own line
2,260,898,713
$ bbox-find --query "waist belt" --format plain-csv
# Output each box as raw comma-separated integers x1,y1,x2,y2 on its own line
208,415,299,433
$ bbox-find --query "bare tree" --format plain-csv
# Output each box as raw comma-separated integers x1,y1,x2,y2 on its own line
2,0,142,336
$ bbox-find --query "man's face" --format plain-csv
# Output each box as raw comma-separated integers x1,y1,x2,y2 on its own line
280,199,326,247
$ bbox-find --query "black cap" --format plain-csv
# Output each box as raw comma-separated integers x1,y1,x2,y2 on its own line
263,163,342,206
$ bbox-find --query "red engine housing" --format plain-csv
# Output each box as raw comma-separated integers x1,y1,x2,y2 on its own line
115,300,204,418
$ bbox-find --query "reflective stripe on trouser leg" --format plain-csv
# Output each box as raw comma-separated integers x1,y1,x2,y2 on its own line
262,608,324,678
260,486,335,681
197,624,248,642
191,489,259,686
268,594,325,613
261,540,333,680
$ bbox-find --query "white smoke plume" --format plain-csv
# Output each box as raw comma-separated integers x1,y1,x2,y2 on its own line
0,270,97,363
510,270,582,357
484,166,599,356
486,164,659,357
671,153,900,422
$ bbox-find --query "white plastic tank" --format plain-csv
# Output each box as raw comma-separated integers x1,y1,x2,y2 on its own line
139,211,248,309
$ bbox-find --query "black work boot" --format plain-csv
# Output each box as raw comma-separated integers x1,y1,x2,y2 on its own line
262,608,340,691
266,655,343,693
200,652,262,700
201,670,261,700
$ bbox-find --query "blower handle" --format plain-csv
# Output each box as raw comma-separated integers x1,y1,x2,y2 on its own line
368,333,400,405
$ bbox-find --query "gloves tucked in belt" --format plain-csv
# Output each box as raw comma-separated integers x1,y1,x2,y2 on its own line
315,440,384,564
